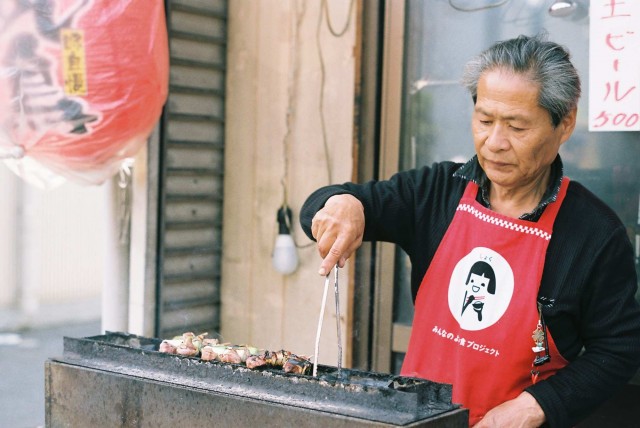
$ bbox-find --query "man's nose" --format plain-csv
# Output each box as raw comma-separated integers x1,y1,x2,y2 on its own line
485,123,510,151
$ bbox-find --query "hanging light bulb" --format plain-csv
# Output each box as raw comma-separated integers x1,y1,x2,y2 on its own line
548,0,588,20
548,1,577,17
272,206,299,275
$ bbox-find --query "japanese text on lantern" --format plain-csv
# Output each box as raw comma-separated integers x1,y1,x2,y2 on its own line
61,29,87,96
589,0,640,131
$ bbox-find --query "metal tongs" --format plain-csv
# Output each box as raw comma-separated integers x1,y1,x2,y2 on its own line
312,265,343,378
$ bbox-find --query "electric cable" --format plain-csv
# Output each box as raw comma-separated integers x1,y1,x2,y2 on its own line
277,0,356,251
316,0,356,185
278,0,314,250
448,0,510,12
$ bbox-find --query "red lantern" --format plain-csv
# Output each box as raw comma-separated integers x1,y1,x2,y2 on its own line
0,0,169,186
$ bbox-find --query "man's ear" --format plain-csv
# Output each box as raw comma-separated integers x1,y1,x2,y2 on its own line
559,107,577,146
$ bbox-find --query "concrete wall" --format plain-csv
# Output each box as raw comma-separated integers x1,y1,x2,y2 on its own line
0,166,105,330
0,166,18,310
221,0,359,366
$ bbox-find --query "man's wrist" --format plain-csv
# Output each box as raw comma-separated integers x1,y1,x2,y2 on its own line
518,391,546,426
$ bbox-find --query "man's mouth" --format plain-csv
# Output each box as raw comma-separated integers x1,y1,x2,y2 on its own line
485,159,511,168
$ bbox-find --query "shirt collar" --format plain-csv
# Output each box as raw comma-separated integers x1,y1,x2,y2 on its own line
453,155,564,221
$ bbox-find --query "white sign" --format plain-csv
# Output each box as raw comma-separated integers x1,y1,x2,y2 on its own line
589,0,640,131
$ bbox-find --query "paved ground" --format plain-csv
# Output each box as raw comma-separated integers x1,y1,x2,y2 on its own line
0,321,101,428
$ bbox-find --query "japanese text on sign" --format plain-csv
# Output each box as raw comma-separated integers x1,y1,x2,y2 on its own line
61,29,87,96
589,0,640,131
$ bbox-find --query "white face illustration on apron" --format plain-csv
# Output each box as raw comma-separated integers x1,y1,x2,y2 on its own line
448,247,514,331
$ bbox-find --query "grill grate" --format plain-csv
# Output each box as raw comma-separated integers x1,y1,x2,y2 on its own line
50,332,466,426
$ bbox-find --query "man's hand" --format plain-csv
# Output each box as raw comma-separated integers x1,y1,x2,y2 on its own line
311,194,365,275
474,392,546,428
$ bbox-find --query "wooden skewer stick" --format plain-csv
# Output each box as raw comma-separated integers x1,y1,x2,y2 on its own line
313,270,331,377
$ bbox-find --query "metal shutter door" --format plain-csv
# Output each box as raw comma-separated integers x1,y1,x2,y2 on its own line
157,0,227,338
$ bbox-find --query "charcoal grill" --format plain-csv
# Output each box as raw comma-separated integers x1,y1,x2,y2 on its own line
45,332,468,427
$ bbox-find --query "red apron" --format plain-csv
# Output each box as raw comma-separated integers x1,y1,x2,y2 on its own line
401,179,570,426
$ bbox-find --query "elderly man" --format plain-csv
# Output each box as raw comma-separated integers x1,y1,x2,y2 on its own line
300,34,640,427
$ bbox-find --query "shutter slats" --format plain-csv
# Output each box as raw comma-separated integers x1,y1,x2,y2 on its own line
157,0,227,338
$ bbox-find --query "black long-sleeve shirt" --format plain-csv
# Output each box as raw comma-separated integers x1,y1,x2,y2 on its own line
300,157,640,428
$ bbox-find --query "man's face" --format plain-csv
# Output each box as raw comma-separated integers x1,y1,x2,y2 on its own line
472,69,576,191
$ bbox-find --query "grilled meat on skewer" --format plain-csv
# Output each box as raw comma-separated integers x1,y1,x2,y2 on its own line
158,332,311,375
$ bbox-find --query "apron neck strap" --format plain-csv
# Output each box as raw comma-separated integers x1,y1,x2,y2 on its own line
538,177,570,223
461,177,570,225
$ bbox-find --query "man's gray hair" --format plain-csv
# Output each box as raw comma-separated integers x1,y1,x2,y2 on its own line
461,34,581,127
